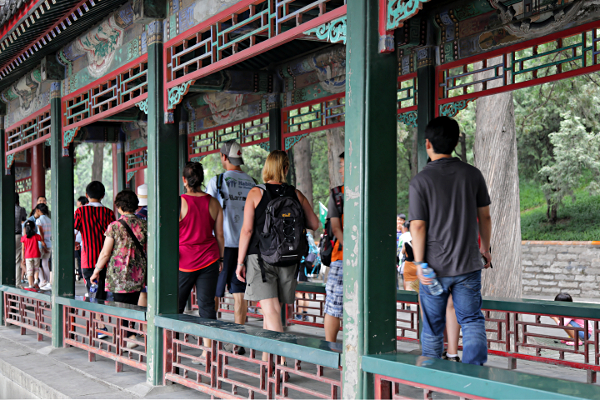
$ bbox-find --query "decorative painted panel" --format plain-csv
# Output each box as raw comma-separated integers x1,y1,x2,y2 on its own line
436,21,600,107
59,2,147,96
282,93,345,148
386,0,432,31
4,106,51,157
62,58,148,151
164,0,347,113
125,146,147,182
304,16,347,44
1,65,51,129
188,113,270,160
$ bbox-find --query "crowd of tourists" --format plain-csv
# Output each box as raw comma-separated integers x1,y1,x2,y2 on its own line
11,116,505,365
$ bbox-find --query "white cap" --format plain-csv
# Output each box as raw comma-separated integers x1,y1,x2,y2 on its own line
137,183,148,206
220,140,244,166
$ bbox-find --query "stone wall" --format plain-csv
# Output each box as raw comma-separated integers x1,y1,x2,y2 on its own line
522,241,600,298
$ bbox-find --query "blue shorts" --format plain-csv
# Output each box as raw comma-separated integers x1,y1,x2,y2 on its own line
324,260,343,318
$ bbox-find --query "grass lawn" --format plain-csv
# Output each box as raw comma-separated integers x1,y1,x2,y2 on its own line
520,181,600,241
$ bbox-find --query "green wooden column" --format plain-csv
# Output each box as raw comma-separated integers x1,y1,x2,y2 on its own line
116,142,127,192
146,20,180,386
178,108,188,195
344,0,398,398
0,114,16,325
50,82,75,347
416,54,435,171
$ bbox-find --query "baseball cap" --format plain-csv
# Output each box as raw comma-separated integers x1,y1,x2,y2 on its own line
220,140,244,166
137,184,148,206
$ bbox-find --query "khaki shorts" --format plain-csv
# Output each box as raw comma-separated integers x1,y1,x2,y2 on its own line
26,258,40,277
244,254,298,304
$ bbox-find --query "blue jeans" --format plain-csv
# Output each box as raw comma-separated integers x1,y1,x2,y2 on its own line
419,269,487,365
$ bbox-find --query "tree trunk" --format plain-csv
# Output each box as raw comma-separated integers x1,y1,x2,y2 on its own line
458,132,467,163
91,143,104,183
293,136,314,208
326,127,345,188
474,57,522,299
547,201,558,224
411,127,418,178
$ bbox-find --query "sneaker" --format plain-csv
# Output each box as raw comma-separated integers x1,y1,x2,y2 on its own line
442,352,461,362
34,279,39,286
222,342,234,352
97,327,109,339
40,283,52,291
126,334,139,349
234,346,246,356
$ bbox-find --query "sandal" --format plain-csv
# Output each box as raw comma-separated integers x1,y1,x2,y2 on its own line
561,339,584,346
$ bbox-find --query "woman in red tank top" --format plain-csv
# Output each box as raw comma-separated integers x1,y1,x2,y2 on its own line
178,162,224,363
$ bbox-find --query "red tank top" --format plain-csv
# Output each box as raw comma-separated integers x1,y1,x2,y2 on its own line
179,194,220,272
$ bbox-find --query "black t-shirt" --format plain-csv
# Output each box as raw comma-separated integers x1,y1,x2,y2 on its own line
408,157,491,277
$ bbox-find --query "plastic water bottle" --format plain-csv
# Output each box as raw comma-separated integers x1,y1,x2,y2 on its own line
89,283,98,299
421,263,443,296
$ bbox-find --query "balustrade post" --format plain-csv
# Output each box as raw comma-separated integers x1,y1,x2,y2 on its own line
146,20,180,386
344,0,398,398
50,82,75,348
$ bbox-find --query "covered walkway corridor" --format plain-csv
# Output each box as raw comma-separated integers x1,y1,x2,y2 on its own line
1,0,600,398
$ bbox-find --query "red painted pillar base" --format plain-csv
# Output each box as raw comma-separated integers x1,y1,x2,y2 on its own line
31,144,45,209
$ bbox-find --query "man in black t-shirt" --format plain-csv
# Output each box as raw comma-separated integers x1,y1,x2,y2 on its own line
409,116,492,366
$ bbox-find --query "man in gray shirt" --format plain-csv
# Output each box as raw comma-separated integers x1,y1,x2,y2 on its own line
409,116,492,365
15,193,27,284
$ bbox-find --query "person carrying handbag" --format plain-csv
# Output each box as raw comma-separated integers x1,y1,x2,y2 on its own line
91,190,148,349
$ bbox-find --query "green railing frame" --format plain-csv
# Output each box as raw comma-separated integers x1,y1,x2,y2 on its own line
362,353,600,400
296,282,600,319
154,314,342,370
0,284,52,303
54,295,147,321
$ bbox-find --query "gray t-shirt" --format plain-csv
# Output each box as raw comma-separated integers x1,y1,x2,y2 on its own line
408,157,491,277
206,170,255,248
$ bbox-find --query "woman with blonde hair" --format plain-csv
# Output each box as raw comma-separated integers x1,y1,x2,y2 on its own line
236,150,319,358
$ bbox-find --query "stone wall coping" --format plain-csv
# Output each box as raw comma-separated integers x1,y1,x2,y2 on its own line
522,241,600,246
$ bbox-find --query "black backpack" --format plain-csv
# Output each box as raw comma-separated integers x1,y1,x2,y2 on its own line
256,184,308,280
320,186,344,266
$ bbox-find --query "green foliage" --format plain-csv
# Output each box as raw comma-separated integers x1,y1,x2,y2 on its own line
538,113,600,215
519,180,545,212
72,143,114,210
521,190,600,241
514,72,600,221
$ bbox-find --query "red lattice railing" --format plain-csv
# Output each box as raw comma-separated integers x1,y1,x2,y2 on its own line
3,291,52,341
125,147,147,183
374,374,492,400
281,93,345,150
63,305,147,372
163,330,342,398
290,287,600,382
15,176,33,194
164,0,347,112
62,57,148,151
436,20,600,109
187,113,270,161
4,105,51,167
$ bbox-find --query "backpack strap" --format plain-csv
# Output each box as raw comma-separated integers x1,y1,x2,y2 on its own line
332,186,344,215
118,219,147,261
216,173,227,211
